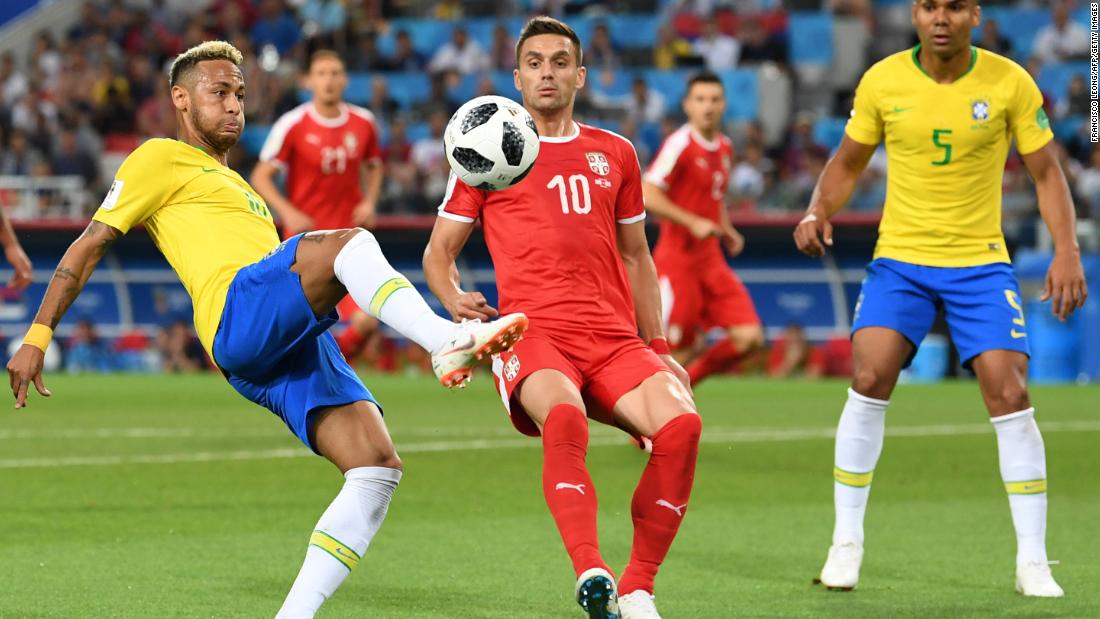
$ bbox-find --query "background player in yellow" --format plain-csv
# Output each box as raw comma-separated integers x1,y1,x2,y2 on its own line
5,41,526,618
793,0,1088,597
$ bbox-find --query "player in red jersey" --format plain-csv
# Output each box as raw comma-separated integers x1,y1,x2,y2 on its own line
424,17,700,619
642,72,764,386
251,50,382,362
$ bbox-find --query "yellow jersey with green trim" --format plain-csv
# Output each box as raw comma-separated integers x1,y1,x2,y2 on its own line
92,138,280,357
845,46,1053,267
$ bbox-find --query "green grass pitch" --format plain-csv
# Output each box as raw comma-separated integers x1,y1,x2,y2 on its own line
0,374,1097,618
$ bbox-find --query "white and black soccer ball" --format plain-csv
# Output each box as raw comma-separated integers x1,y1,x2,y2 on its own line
444,95,539,191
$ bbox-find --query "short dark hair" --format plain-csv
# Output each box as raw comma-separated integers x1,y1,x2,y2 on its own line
685,71,723,96
169,40,243,87
308,49,344,70
515,16,583,66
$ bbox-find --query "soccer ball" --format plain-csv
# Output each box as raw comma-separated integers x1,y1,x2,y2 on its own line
444,95,540,191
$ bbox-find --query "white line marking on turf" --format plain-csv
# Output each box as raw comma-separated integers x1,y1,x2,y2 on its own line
1,420,1098,469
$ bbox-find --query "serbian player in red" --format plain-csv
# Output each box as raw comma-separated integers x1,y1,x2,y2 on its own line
251,50,381,361
642,72,764,386
424,17,700,619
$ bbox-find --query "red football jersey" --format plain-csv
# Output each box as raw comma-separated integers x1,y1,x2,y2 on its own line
644,124,734,265
439,122,646,340
259,102,381,233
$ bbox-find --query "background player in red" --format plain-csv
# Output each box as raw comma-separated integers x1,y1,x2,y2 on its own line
642,73,764,386
424,17,701,619
251,50,382,362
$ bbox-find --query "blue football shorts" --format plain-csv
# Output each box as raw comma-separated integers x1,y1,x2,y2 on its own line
212,233,378,453
852,258,1030,368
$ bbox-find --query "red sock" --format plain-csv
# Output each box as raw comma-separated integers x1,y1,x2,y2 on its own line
619,413,702,596
686,338,741,385
542,404,609,578
336,326,368,360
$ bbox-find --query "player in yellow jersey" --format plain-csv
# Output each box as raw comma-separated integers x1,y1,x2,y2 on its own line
5,42,527,618
793,0,1087,597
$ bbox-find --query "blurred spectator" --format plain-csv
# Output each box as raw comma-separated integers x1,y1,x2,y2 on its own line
93,83,135,135
51,125,100,189
731,143,768,200
1076,147,1100,215
350,31,386,71
617,117,651,166
379,117,423,213
31,30,62,93
623,76,666,125
428,27,489,75
977,19,1012,58
158,320,207,373
489,24,516,71
251,0,302,56
368,76,401,124
653,23,695,70
694,20,740,71
149,0,184,31
127,56,157,105
587,23,620,73
1033,1,1089,62
11,86,58,135
412,110,448,177
767,324,824,378
434,0,465,20
65,319,112,373
1057,75,1089,119
385,30,426,72
67,1,105,42
217,1,249,41
137,79,178,139
0,52,28,107
412,71,460,121
0,129,45,176
737,15,788,65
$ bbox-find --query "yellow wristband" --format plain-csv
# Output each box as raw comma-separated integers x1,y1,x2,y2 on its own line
23,323,53,353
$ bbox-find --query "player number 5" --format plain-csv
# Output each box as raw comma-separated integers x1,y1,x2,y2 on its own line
548,174,592,215
931,129,952,166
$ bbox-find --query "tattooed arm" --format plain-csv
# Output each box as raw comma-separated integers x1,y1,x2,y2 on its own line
6,221,123,407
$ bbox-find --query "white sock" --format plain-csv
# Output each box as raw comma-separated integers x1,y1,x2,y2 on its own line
332,230,454,352
991,408,1049,566
832,388,888,546
275,466,402,619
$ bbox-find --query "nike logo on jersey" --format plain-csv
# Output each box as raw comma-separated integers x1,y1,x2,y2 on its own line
201,167,219,173
1011,329,1027,339
555,482,586,495
655,499,687,517
892,106,914,113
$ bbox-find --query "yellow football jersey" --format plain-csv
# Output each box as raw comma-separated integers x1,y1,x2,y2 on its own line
93,139,280,357
845,46,1053,267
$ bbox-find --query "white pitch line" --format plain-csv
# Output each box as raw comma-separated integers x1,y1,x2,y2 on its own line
0,425,522,440
0,420,1098,469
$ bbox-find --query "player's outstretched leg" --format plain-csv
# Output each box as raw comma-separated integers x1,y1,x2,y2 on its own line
685,325,763,386
972,351,1062,597
303,229,527,388
276,402,402,618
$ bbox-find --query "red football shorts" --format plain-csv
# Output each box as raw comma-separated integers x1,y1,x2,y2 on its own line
491,333,670,437
658,259,760,349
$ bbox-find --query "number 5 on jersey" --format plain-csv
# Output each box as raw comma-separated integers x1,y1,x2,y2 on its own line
548,174,592,215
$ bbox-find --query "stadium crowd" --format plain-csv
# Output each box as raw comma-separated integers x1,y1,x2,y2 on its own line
0,0,1093,377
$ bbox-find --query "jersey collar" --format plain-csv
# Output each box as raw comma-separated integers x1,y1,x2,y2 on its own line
307,102,349,127
688,125,721,151
539,121,580,143
911,44,978,84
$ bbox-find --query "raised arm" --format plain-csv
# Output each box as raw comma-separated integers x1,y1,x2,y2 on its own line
6,220,124,407
423,216,497,321
0,206,32,290
793,136,877,257
1021,142,1088,321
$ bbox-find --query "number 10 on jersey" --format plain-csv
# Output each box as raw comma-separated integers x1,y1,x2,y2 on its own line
548,174,592,215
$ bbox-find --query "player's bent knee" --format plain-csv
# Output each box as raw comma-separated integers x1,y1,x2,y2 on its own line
989,386,1031,415
651,412,702,450
851,366,895,400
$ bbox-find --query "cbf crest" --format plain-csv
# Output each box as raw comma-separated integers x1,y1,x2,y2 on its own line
970,99,990,122
586,152,610,176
